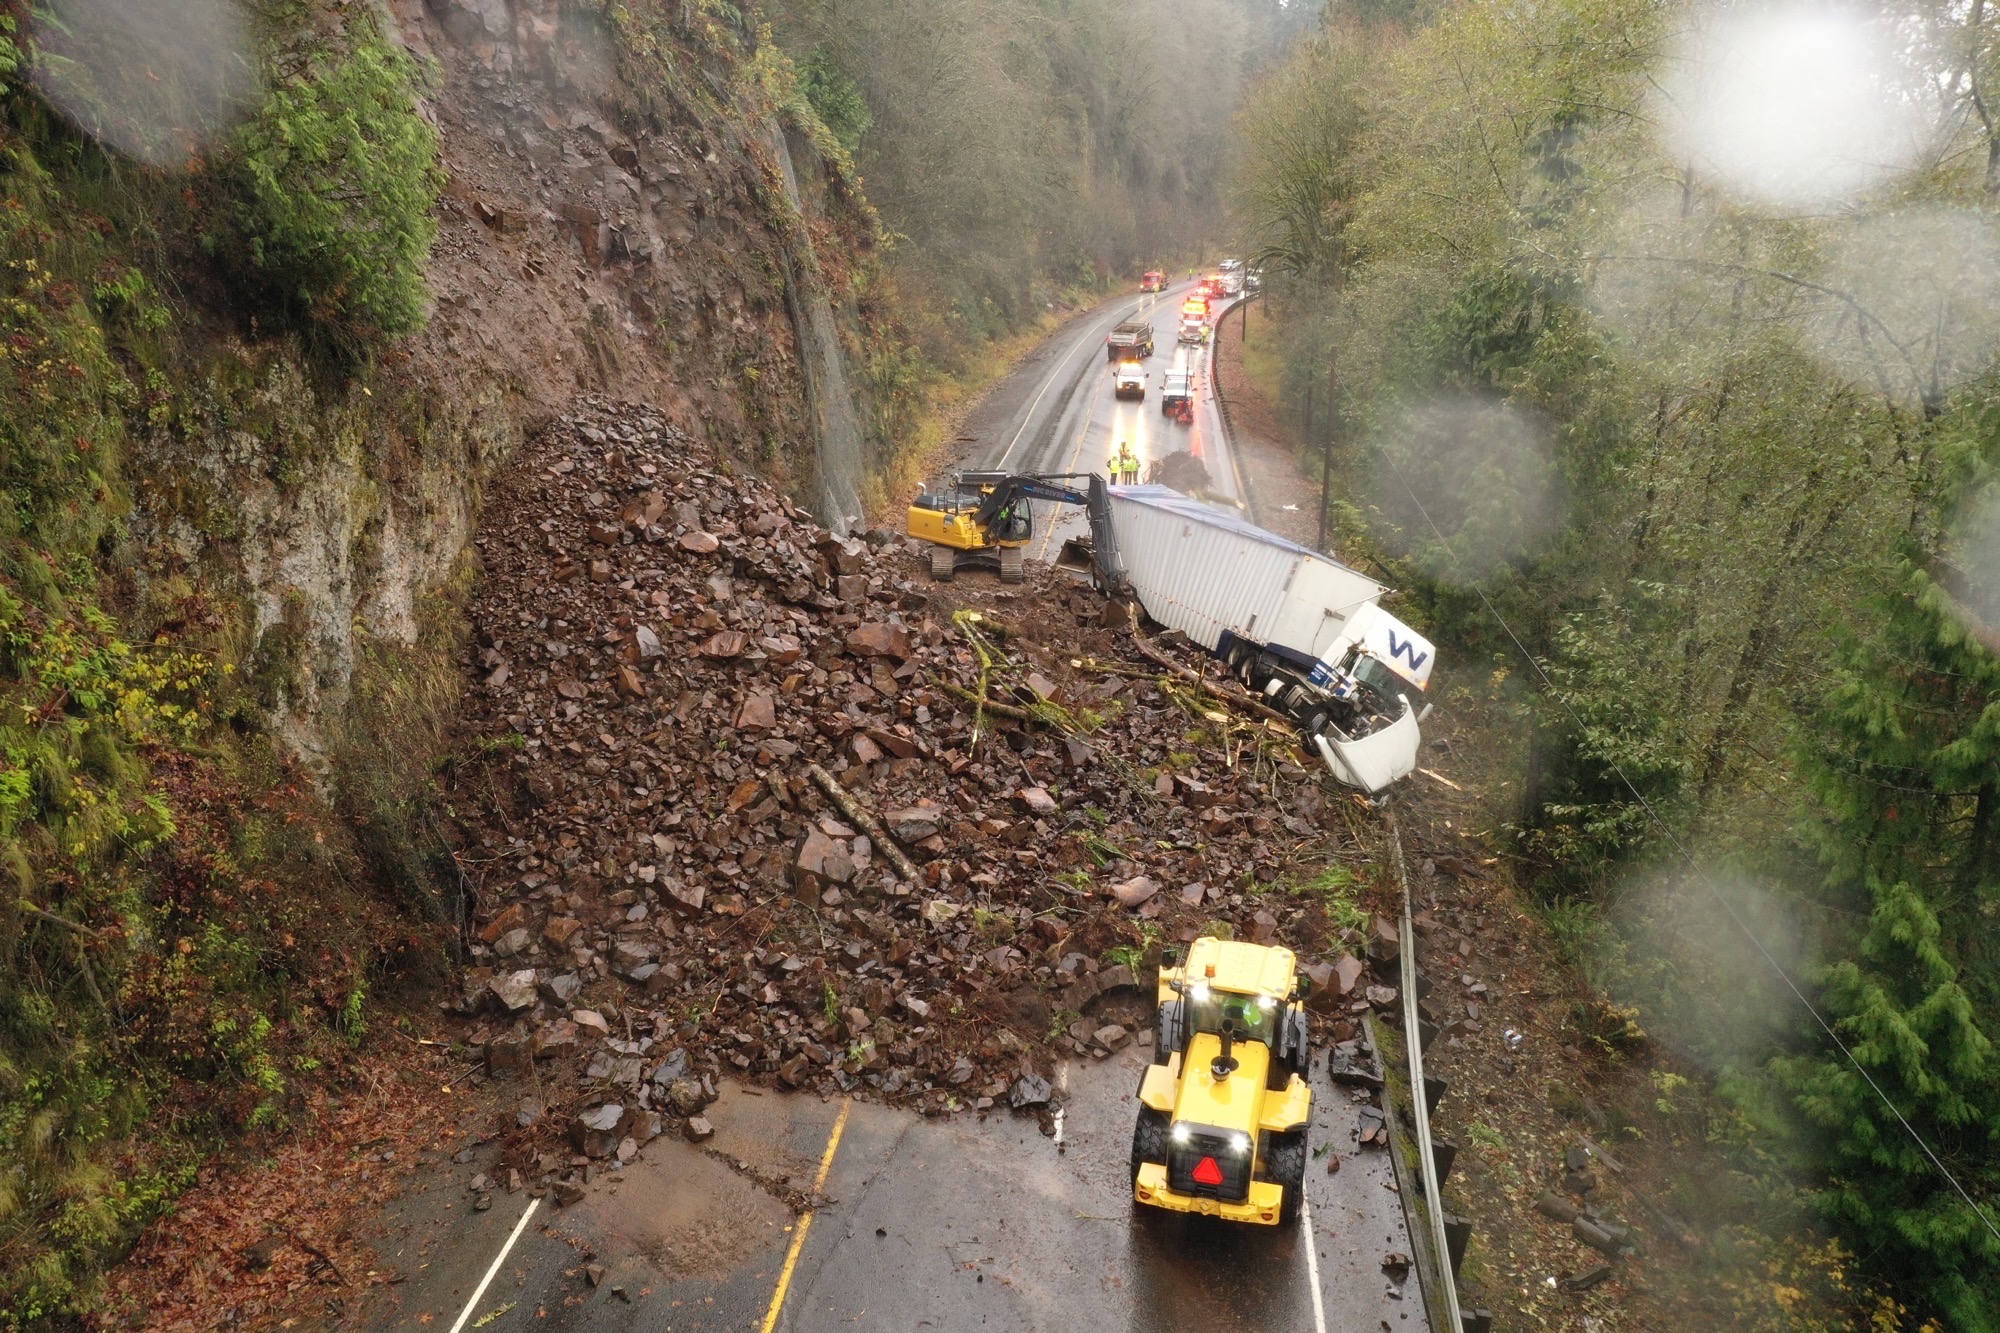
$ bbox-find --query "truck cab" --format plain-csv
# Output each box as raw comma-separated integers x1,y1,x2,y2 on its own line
1132,938,1312,1225
1289,603,1436,791
1141,270,1166,292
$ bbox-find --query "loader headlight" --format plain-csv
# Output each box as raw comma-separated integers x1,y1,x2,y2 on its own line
1189,982,1211,1004
1229,1133,1250,1154
1171,1124,1192,1145
1257,994,1276,1011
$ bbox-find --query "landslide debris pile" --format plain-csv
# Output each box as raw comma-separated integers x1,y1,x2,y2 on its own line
450,399,1392,1172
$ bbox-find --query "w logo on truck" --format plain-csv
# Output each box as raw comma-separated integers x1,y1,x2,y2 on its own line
1386,630,1429,673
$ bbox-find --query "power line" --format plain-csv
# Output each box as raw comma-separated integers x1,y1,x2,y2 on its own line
1377,450,2000,1249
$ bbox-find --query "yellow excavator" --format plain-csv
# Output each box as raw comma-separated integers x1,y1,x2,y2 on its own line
906,470,1115,583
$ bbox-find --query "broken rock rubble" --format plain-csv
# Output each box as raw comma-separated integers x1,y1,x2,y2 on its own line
447,398,1426,1190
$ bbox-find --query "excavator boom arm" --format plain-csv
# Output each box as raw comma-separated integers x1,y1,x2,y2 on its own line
968,473,1093,525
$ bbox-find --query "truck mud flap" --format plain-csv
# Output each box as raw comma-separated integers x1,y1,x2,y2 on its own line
1312,705,1421,794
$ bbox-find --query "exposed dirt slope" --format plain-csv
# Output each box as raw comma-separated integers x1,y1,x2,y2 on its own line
392,0,840,476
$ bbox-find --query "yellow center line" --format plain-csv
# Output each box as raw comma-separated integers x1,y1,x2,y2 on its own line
759,1097,853,1333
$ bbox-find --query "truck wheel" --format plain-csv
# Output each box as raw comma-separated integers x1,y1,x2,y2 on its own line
1131,1108,1171,1185
1266,1129,1308,1225
929,547,956,582
999,545,1025,583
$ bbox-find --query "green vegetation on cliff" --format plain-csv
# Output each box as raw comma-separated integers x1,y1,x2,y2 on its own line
0,6,451,1320
219,31,443,344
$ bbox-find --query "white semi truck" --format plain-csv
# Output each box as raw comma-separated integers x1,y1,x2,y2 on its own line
1088,483,1434,793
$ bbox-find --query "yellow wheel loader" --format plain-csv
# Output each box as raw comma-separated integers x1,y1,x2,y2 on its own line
1131,936,1313,1225
907,471,1116,584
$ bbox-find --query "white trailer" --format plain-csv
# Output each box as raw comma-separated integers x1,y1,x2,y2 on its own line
1099,485,1434,793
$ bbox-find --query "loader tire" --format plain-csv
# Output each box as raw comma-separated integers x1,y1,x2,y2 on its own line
999,544,1026,584
929,546,956,582
1265,1129,1308,1226
1131,1107,1171,1186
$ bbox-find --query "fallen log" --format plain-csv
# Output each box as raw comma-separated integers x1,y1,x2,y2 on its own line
804,763,924,883
1126,624,1297,730
1581,1136,1702,1249
935,679,1045,725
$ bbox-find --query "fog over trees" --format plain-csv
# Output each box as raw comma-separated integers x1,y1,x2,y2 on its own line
765,0,1315,355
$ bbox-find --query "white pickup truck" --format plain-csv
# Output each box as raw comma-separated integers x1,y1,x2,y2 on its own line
1113,361,1147,401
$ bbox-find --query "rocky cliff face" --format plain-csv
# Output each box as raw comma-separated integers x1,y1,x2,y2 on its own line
162,1,857,782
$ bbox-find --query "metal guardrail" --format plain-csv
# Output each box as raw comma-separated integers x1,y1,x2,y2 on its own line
1208,293,1260,518
1388,811,1466,1333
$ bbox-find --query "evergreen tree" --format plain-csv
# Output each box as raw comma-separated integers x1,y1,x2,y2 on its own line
1781,501,2000,1330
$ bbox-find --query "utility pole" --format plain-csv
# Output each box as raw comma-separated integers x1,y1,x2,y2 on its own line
1302,378,1317,499
1317,349,1337,553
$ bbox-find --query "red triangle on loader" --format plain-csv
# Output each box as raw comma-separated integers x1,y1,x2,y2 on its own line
1192,1155,1224,1187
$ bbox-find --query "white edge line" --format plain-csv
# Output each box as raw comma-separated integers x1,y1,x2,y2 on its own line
446,1196,541,1333
994,281,1190,473
1302,1193,1329,1333
995,306,1133,472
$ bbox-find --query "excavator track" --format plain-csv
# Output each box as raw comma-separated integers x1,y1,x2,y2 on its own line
930,546,957,582
999,544,1026,583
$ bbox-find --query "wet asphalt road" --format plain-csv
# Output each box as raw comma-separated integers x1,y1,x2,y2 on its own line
356,1045,1424,1332
952,280,1251,555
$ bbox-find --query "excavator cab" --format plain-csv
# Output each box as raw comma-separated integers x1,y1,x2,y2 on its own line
908,470,1101,584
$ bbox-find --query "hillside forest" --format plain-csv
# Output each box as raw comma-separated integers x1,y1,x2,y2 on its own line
1235,0,2000,1325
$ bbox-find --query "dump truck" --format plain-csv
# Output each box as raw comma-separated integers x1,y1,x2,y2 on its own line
1106,320,1155,361
1084,484,1434,793
1131,936,1312,1226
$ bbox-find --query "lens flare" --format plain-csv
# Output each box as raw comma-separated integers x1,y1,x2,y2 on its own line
1657,3,1927,208
30,0,259,167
